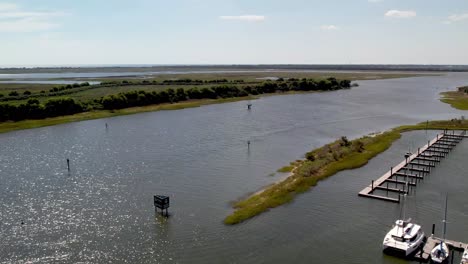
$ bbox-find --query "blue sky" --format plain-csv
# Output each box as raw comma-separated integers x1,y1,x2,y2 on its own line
1,0,467,65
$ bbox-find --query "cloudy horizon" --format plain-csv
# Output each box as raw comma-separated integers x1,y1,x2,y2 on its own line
1,0,467,65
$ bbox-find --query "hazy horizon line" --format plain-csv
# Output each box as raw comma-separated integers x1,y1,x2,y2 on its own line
1,63,468,69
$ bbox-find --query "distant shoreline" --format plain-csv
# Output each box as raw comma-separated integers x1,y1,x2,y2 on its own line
0,96,256,135
1,64,467,74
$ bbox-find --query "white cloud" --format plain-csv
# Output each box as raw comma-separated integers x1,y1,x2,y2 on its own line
384,10,417,18
0,2,65,32
368,0,384,3
219,15,265,22
320,25,339,30
444,13,468,24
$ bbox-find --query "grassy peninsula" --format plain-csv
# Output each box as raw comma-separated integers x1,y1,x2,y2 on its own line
224,119,468,225
440,86,468,110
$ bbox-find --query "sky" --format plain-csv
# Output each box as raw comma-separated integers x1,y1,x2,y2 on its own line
0,0,468,66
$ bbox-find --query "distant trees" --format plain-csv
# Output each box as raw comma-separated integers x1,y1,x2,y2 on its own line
0,98,84,122
48,82,90,93
99,78,352,110
0,77,353,121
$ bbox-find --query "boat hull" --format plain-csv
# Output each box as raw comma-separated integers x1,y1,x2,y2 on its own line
430,242,449,264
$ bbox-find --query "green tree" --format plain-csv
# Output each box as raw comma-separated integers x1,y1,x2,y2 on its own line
175,88,187,101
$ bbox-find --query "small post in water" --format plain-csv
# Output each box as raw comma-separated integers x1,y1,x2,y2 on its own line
154,195,170,217
67,158,70,171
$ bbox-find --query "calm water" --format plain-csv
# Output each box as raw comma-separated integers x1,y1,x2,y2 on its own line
1,73,468,263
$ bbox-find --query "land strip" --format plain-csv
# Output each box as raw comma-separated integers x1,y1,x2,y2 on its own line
224,119,468,225
440,86,468,110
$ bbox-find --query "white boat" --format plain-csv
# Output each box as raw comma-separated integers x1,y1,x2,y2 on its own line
383,184,426,257
383,218,426,257
431,241,449,263
431,194,450,263
460,246,468,264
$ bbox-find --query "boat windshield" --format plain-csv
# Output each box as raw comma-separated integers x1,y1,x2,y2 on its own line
392,236,406,242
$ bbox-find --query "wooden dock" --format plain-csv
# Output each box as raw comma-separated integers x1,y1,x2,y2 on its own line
413,236,468,262
359,131,466,202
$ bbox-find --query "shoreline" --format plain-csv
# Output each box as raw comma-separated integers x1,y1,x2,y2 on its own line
224,119,468,225
0,90,336,135
440,86,468,110
0,96,256,135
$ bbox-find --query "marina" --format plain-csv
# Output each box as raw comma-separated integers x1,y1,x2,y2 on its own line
358,131,466,202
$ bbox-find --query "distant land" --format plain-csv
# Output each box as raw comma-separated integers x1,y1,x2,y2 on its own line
1,64,468,74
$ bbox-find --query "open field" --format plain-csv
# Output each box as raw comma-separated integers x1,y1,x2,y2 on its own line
0,83,55,94
95,71,431,83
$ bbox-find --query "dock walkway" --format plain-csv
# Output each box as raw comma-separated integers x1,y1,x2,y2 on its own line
359,130,466,202
414,236,467,262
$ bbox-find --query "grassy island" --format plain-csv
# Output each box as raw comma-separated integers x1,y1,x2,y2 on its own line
440,86,468,110
224,119,468,225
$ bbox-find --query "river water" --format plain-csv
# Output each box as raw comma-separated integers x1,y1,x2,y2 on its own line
1,73,468,263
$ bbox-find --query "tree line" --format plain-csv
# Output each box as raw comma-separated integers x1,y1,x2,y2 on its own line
0,79,245,102
0,78,351,122
101,77,350,110
0,98,84,122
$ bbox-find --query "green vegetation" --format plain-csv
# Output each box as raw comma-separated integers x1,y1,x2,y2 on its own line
0,97,253,134
0,77,351,122
0,71,429,134
440,86,468,110
277,161,302,173
224,119,468,225
277,165,294,173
